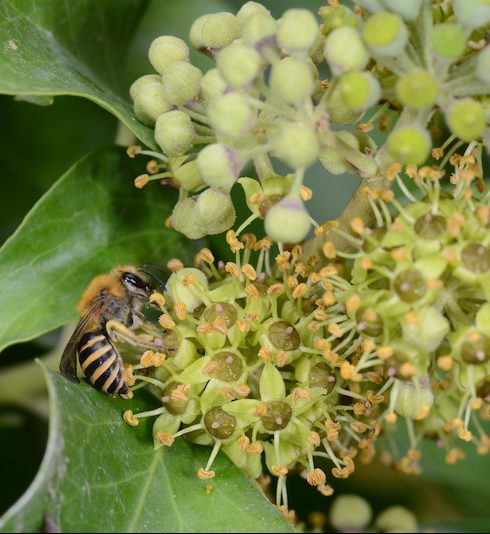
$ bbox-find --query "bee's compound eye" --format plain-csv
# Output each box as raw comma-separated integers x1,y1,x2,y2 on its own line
122,272,146,288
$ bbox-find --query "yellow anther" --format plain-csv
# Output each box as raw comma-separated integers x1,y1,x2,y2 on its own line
300,185,313,201
225,262,240,277
123,410,139,426
291,387,313,403
197,469,216,480
306,468,326,486
271,465,289,477
174,302,187,321
322,241,336,259
167,258,184,272
246,441,264,454
150,292,166,308
308,431,321,447
242,263,257,281
134,174,149,189
127,145,142,158
156,432,174,447
267,283,285,296
437,355,453,371
159,314,176,329
292,283,308,299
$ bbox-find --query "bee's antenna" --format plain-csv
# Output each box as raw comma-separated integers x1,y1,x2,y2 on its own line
141,263,167,274
139,268,166,293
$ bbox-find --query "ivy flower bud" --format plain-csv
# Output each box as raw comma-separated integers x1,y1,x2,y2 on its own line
387,126,431,165
447,99,486,142
363,12,408,57
270,57,314,104
402,307,449,352
196,188,236,235
453,0,490,29
396,70,438,109
277,9,319,57
208,92,255,139
265,193,311,244
320,131,359,175
330,495,372,532
385,0,423,21
338,71,381,111
375,506,418,533
129,74,162,100
171,159,204,192
148,36,190,74
326,85,362,124
161,61,202,106
197,143,242,191
132,82,172,127
154,111,195,156
190,13,240,53
320,5,359,33
241,12,277,49
171,198,206,239
432,23,466,59
324,27,369,75
200,68,227,102
395,380,434,419
216,43,262,88
166,267,208,312
477,46,490,84
236,1,270,23
272,122,320,169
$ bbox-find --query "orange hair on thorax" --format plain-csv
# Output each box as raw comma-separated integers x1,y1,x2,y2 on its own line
77,274,125,316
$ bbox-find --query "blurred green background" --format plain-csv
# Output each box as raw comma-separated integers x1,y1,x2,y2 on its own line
0,0,488,531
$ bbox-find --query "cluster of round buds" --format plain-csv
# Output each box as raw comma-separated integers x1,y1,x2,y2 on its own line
122,237,405,516
128,0,490,246
321,153,490,472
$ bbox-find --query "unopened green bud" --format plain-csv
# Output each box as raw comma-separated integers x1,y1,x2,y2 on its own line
338,71,381,110
277,9,319,57
161,61,202,105
171,198,205,239
395,380,434,419
154,111,195,156
237,1,270,24
148,36,190,74
196,188,236,235
387,126,431,165
273,123,320,169
166,267,208,311
197,143,242,191
324,27,369,75
453,0,490,29
330,495,372,531
133,82,172,127
396,70,438,109
208,92,255,139
375,506,418,533
393,268,427,303
363,12,408,57
129,74,162,101
217,43,262,88
270,57,314,103
320,5,359,33
402,307,449,352
320,131,359,175
326,85,362,124
476,46,490,83
241,12,276,49
190,13,240,53
170,158,204,192
447,99,486,142
264,194,311,243
382,0,422,21
204,406,237,440
200,68,228,102
432,23,466,58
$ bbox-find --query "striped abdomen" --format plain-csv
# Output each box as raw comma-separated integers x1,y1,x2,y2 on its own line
78,332,130,398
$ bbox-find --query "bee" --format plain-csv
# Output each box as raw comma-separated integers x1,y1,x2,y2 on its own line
60,264,166,398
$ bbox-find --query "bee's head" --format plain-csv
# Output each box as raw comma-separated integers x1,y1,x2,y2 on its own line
115,264,166,300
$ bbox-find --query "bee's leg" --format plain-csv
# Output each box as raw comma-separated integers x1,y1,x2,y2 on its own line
105,320,160,349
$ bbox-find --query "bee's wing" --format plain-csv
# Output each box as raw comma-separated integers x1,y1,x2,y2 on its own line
59,297,105,383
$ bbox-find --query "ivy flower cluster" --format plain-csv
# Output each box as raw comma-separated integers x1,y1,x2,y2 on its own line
129,0,490,246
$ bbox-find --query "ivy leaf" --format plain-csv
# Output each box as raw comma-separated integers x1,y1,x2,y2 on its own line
0,0,155,147
0,366,295,533
0,146,189,353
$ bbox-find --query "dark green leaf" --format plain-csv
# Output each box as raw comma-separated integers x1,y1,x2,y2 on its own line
0,366,295,533
0,146,189,353
0,0,155,147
